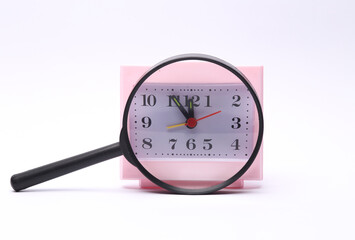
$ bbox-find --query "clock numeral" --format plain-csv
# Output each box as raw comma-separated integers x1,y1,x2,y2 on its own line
168,95,179,107
186,138,196,150
167,139,215,150
205,95,211,107
168,95,211,107
203,139,213,150
141,116,152,128
142,94,156,106
192,95,200,107
184,95,200,107
232,95,241,107
231,117,241,129
142,138,152,149
169,139,177,150
231,139,240,150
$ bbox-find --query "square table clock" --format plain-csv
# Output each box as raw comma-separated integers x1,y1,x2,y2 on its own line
120,62,263,190
11,54,264,194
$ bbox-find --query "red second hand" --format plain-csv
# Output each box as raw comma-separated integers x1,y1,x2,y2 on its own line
166,110,221,129
196,110,222,122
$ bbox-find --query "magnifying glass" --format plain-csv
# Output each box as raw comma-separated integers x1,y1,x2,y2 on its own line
10,54,263,195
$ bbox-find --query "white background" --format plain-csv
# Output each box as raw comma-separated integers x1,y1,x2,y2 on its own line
1,1,354,239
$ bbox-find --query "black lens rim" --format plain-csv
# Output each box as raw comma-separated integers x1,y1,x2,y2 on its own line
120,53,264,194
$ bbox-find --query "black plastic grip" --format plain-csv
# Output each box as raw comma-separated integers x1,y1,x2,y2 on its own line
11,142,122,191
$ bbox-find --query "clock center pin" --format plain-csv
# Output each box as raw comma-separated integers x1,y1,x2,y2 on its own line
186,117,197,129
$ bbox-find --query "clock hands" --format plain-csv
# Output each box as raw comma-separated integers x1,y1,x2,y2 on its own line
166,122,187,129
195,110,221,122
170,95,196,129
167,110,222,129
171,95,190,119
169,95,219,129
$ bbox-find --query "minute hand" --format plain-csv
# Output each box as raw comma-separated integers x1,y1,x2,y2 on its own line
171,95,189,119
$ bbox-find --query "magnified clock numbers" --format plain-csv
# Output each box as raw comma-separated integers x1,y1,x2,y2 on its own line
167,95,212,108
130,83,254,161
169,138,213,150
142,137,241,152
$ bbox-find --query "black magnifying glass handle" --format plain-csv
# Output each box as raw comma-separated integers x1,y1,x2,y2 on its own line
10,142,122,192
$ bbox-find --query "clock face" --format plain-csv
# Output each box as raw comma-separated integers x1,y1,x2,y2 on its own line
129,83,254,162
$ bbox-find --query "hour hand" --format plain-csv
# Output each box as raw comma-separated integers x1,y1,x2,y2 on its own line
171,95,189,119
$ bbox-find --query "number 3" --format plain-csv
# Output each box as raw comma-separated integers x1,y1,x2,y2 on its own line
231,117,241,129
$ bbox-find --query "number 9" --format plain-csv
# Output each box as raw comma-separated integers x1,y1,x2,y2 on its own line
142,116,152,128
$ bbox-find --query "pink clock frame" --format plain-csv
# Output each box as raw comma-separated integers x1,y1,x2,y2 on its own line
120,63,263,189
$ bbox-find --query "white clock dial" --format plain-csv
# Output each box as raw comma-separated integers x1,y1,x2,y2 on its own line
129,83,254,161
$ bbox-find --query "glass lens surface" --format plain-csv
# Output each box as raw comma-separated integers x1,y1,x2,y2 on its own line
127,60,260,190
